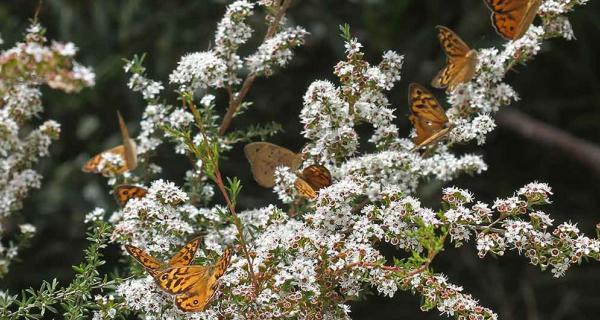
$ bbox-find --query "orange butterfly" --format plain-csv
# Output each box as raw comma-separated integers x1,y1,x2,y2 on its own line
431,26,478,92
113,185,147,207
484,0,542,40
408,83,450,151
126,238,232,312
82,111,137,176
294,165,333,200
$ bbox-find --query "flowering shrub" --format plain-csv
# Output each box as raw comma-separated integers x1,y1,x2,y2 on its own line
0,23,94,277
0,0,598,319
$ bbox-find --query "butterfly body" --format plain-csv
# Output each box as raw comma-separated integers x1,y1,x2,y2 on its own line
408,83,449,148
485,0,542,40
125,238,231,312
431,26,478,91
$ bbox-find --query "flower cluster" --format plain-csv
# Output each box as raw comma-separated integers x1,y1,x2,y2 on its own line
4,0,597,319
106,1,598,319
0,23,94,277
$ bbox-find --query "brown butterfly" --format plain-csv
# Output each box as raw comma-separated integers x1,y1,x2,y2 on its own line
113,185,148,207
82,111,137,176
155,248,232,312
294,165,332,200
244,142,303,188
431,26,478,92
408,83,450,150
484,0,542,40
126,238,233,312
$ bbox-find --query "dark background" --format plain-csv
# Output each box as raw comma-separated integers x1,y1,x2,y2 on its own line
1,1,599,319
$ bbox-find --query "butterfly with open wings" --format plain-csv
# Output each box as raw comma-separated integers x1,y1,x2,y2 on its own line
126,238,232,312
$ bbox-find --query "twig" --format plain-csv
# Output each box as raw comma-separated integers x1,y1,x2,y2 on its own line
218,0,293,136
497,108,600,176
184,99,259,291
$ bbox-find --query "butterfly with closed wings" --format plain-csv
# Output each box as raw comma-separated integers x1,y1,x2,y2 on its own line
126,238,232,312
408,83,451,151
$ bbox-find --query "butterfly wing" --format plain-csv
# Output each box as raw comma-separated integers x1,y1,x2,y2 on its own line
294,178,318,200
155,247,232,297
125,244,162,271
301,165,332,191
113,185,148,207
168,237,201,268
408,83,448,145
82,145,132,176
174,247,232,312
485,0,541,40
117,111,138,171
431,26,478,91
244,142,303,188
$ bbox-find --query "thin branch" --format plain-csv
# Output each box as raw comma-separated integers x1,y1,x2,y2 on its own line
218,0,293,136
497,108,600,176
185,99,259,291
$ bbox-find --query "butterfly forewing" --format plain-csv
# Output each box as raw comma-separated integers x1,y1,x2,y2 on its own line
113,185,148,207
168,237,201,267
244,142,303,188
125,245,162,270
431,26,478,91
117,111,138,170
485,0,542,40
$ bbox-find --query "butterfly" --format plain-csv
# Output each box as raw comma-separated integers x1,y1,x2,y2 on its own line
294,165,332,200
431,26,478,92
82,111,137,176
408,83,450,150
126,238,233,312
113,184,148,207
484,0,542,40
244,142,303,188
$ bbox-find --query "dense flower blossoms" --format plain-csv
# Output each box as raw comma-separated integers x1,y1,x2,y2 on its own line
104,0,598,319
0,23,94,276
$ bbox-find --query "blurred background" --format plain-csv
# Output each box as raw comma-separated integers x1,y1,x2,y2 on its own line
1,1,599,319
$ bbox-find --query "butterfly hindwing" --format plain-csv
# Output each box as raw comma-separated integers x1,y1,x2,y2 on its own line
244,142,303,188
174,247,232,312
154,265,211,295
